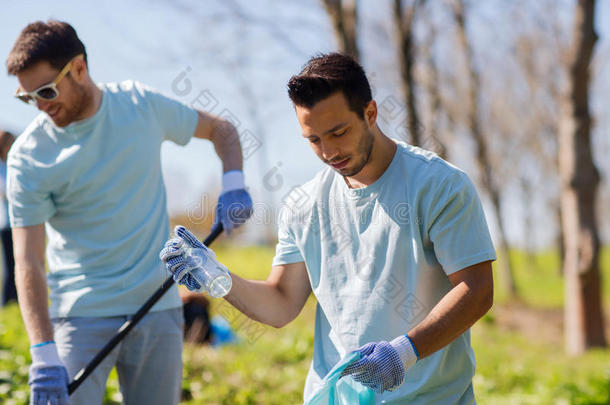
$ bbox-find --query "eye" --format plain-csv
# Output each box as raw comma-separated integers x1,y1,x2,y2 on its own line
308,137,320,144
334,129,347,137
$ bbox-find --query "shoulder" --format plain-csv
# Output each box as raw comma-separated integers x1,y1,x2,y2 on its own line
100,80,152,102
106,80,190,114
100,80,179,121
394,141,471,191
395,141,458,175
8,116,55,169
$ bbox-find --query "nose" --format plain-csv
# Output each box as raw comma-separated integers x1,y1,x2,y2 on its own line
36,98,51,112
319,139,340,162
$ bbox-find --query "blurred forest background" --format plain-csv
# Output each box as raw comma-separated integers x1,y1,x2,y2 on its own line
1,0,609,403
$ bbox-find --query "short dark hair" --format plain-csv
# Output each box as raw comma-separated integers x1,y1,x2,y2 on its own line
287,53,372,119
6,20,87,75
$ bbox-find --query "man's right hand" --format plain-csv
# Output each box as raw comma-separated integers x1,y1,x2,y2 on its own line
160,225,226,292
29,341,70,405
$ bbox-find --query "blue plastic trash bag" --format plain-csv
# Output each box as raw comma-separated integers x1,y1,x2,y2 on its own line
210,315,238,347
304,352,376,405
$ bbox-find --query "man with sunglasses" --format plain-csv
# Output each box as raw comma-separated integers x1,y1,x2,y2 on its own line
6,20,253,405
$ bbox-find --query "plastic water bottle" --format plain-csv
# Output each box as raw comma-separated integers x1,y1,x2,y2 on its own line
184,246,232,298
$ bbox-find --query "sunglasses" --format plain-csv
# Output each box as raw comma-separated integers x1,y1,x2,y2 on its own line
14,54,83,105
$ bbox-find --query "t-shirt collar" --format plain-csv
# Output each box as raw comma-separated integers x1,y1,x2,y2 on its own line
46,83,107,135
338,143,401,199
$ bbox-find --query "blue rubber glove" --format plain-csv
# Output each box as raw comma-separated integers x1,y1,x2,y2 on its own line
213,171,253,234
341,335,419,394
29,341,70,405
159,226,207,291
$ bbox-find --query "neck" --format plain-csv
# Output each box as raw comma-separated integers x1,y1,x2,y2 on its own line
345,128,397,189
77,79,102,121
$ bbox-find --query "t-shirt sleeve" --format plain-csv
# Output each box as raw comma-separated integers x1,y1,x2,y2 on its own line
426,170,496,275
272,206,304,266
7,157,55,227
139,83,198,146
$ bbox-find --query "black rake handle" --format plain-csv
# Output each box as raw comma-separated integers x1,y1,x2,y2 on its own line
68,223,223,394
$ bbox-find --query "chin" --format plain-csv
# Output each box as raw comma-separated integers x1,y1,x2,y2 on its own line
341,163,366,177
50,117,70,128
49,111,73,127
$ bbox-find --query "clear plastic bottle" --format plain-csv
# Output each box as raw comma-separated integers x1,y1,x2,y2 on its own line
184,246,232,298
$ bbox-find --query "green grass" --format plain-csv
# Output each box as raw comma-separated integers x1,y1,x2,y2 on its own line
473,314,610,404
494,247,610,308
1,246,609,404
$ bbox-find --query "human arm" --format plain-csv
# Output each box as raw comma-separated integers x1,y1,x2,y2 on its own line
342,260,493,393
160,226,311,328
192,110,252,233
13,224,70,404
407,260,493,358
13,224,52,344
144,84,251,232
223,261,312,328
192,110,242,173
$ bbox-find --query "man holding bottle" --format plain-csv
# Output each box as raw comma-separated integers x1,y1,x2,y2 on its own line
162,53,495,403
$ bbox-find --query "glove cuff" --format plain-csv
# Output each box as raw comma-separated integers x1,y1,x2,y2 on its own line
30,341,63,367
390,335,418,370
222,170,245,193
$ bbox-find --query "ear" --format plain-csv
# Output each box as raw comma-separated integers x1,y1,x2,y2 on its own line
364,100,377,128
71,58,89,83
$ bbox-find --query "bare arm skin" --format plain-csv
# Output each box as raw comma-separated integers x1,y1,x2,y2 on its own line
223,259,492,343
192,110,242,173
407,260,494,358
224,261,312,328
13,224,53,345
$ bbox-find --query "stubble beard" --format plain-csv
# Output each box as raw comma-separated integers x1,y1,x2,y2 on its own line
338,126,375,178
52,80,91,127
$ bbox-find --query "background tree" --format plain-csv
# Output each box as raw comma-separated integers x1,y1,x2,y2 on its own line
419,8,448,160
393,0,424,146
450,0,518,297
559,0,606,354
322,0,360,60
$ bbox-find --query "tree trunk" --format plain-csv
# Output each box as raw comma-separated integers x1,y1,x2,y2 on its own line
514,28,565,274
452,0,518,297
521,178,536,272
393,0,422,146
556,202,565,275
560,0,606,354
421,19,448,160
322,0,359,60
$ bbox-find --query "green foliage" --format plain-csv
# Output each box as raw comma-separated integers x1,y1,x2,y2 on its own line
1,246,608,404
473,320,610,404
494,247,610,308
0,305,29,405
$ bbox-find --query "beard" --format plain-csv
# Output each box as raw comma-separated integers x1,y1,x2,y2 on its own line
334,125,375,177
50,79,91,127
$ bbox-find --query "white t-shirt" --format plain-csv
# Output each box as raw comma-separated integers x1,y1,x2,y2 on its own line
273,141,496,404
7,80,198,318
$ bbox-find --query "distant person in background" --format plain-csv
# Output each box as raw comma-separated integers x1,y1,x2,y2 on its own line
0,130,16,306
180,289,212,344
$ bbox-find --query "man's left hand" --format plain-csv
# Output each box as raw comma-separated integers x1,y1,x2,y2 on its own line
341,335,418,393
213,171,253,234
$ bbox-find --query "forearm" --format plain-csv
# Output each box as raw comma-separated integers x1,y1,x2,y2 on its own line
224,273,299,328
15,262,54,344
407,280,493,359
204,113,242,173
